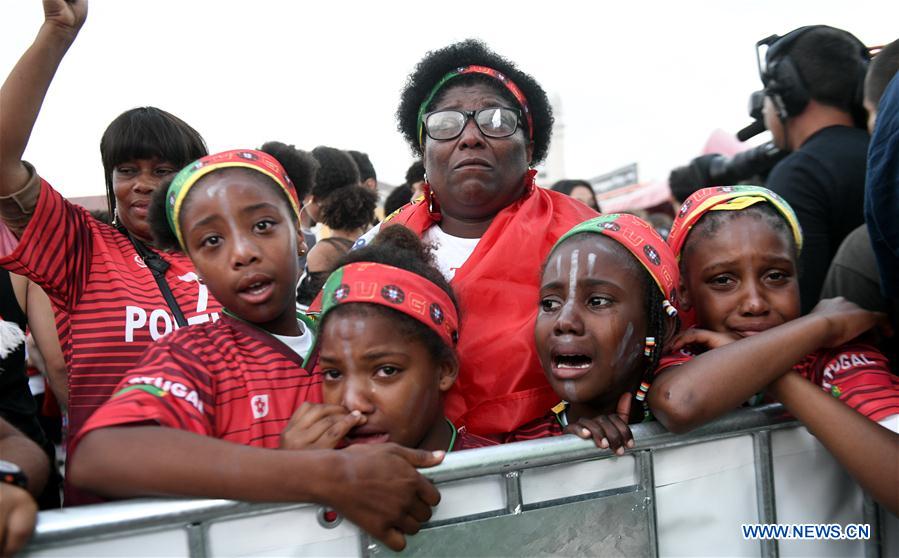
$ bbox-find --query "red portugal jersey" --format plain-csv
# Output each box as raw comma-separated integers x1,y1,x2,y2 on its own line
73,315,320,455
500,413,564,443
656,340,899,421
452,428,500,451
0,178,223,448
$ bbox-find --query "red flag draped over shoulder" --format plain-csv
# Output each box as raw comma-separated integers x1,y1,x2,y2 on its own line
385,171,598,435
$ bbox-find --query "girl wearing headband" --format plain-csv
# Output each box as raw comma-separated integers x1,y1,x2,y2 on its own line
284,226,495,453
506,214,680,452
352,39,597,439
0,1,215,505
67,149,444,552
648,186,899,513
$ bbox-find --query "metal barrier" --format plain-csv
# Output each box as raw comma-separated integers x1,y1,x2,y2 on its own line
21,404,898,557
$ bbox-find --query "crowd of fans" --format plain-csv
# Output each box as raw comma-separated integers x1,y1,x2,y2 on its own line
0,1,897,554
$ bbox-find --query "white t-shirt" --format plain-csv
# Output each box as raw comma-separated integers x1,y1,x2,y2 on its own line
272,319,314,360
422,226,480,280
353,223,481,281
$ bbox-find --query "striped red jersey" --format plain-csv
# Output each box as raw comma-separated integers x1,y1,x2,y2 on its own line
452,428,500,451
73,315,320,454
656,341,899,421
0,178,222,447
500,414,563,442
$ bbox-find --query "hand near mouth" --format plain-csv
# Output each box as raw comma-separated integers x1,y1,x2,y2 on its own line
279,402,366,450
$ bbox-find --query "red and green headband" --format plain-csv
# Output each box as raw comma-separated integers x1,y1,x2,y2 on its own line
166,149,301,251
667,185,803,259
554,214,681,318
320,262,460,348
416,65,534,147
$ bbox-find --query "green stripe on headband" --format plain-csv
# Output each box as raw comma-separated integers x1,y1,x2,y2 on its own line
417,69,464,147
553,214,621,251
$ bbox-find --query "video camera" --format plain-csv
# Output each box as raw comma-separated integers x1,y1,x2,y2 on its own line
668,90,787,202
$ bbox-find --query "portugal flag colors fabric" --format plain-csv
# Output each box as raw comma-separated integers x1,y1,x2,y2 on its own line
385,172,598,435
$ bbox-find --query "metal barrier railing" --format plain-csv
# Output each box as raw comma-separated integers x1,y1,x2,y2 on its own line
21,404,893,557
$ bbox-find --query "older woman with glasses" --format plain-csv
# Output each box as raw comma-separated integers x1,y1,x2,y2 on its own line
353,40,598,437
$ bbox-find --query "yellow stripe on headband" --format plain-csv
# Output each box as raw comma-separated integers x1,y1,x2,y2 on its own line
170,161,300,251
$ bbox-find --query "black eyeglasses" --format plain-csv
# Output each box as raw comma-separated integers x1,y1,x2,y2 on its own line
423,107,522,141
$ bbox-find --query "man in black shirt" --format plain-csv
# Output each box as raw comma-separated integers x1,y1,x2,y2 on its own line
758,26,871,313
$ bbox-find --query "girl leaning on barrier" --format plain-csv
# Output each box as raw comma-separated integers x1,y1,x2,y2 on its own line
649,186,899,514
0,0,223,505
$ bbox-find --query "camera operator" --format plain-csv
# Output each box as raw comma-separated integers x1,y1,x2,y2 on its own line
757,25,871,314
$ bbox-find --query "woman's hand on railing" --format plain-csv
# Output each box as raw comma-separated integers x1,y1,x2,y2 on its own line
280,403,364,450
324,444,444,551
564,392,635,455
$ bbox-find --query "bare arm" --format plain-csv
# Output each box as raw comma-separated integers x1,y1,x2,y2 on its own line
0,419,49,557
69,426,443,551
24,279,67,410
768,372,899,515
649,298,888,433
0,419,49,497
0,0,87,214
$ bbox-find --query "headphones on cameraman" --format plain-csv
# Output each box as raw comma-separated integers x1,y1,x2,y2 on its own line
756,25,870,121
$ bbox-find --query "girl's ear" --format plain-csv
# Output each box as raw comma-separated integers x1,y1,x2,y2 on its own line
437,356,459,392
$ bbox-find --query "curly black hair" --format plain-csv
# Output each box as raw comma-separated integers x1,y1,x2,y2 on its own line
260,141,319,201
311,146,360,199
384,183,413,216
322,225,460,367
319,185,378,231
347,150,377,182
149,144,317,252
396,39,554,164
310,146,375,231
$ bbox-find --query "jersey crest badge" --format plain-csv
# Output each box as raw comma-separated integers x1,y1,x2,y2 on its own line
251,394,270,419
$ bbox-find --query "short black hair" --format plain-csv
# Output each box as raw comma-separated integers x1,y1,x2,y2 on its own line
786,27,869,112
323,225,459,366
100,107,207,219
682,202,799,263
384,183,413,216
551,179,600,210
397,39,554,164
865,38,899,107
405,160,426,185
347,150,377,181
149,146,316,252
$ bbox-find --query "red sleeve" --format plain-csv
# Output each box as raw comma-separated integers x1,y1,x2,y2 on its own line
71,334,216,452
803,343,899,422
0,179,96,311
654,348,696,376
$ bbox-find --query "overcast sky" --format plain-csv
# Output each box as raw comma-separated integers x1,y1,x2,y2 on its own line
2,0,896,199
